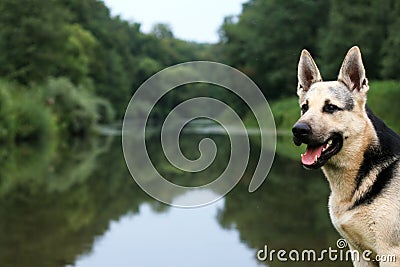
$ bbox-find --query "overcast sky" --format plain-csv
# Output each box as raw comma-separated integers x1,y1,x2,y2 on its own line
102,0,247,43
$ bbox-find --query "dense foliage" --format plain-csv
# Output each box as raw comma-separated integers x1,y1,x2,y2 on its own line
220,0,400,99
0,0,215,141
0,0,399,142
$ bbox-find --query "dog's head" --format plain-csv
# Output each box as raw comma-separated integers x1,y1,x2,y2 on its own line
292,46,370,169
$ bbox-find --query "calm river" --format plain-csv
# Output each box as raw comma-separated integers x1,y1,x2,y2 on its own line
0,126,351,267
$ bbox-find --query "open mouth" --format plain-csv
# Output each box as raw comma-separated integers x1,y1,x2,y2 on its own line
299,134,343,169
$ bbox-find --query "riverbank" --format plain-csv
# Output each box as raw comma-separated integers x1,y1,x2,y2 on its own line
0,77,114,144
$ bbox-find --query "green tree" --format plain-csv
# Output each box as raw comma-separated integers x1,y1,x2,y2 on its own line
221,0,328,99
0,0,69,84
318,0,392,79
60,0,141,116
58,24,98,85
380,1,400,79
151,23,174,39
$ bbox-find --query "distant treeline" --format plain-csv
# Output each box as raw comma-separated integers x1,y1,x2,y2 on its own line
220,0,400,99
0,0,399,141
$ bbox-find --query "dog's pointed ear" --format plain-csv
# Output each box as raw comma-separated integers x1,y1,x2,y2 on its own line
338,46,369,93
297,49,322,97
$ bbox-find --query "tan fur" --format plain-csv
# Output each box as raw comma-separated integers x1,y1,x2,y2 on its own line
295,46,400,267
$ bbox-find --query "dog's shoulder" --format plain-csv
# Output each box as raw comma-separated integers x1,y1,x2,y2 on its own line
351,107,400,209
366,105,400,156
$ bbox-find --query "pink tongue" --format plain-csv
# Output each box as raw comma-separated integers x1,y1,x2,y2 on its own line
301,145,324,165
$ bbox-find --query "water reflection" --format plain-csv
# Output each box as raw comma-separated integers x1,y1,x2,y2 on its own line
73,201,263,267
0,131,351,267
0,137,149,267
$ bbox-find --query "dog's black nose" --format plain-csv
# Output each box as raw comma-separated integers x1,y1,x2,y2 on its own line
292,122,312,138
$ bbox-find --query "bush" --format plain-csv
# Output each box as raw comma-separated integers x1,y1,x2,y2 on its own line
0,77,115,143
42,77,114,135
12,91,57,141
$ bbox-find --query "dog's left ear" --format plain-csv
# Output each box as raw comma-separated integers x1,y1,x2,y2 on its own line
338,46,369,93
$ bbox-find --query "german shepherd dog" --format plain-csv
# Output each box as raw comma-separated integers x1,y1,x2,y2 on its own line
292,46,400,267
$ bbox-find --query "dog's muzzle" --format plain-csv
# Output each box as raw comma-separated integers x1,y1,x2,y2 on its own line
292,122,312,146
291,121,343,169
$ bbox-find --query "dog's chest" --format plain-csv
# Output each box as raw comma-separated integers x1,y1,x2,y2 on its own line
328,196,376,252
330,209,357,243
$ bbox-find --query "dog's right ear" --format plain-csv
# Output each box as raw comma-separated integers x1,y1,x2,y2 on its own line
297,49,322,97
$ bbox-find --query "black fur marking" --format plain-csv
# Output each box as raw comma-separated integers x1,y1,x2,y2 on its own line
328,86,354,111
344,98,354,111
366,106,400,155
353,146,379,192
352,159,398,208
351,106,400,209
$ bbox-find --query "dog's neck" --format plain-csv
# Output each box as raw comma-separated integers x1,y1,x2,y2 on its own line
322,119,378,206
322,163,362,206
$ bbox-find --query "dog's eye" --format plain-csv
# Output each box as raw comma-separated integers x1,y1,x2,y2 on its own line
323,103,341,114
301,103,308,114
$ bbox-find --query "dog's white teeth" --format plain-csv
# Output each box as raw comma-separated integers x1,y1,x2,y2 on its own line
322,144,329,152
314,155,318,162
301,153,304,157
322,140,333,152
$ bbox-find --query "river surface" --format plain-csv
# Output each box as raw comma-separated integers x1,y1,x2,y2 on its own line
0,126,352,267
